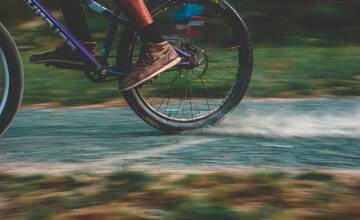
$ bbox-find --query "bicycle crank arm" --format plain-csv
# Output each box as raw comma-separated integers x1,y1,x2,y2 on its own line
102,65,130,78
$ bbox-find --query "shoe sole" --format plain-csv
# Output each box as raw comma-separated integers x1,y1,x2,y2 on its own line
122,57,182,91
31,59,85,66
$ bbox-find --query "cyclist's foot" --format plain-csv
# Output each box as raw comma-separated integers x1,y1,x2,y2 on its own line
121,41,181,91
30,41,97,66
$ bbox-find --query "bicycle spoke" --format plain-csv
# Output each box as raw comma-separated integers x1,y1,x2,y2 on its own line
199,77,212,112
189,70,201,115
131,1,245,122
155,71,181,112
146,71,182,106
174,94,184,118
185,71,194,119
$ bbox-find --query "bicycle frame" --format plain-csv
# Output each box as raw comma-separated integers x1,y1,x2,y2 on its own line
23,0,193,74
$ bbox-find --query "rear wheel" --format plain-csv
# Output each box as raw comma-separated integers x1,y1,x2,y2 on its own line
0,23,24,137
121,0,253,132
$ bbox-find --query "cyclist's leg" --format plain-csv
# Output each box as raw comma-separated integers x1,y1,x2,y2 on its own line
30,0,97,65
59,0,92,42
117,0,164,44
117,0,154,28
117,0,181,91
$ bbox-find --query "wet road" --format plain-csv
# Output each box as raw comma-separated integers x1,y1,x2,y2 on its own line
0,98,359,172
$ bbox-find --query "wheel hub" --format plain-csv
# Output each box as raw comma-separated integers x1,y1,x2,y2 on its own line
168,38,209,79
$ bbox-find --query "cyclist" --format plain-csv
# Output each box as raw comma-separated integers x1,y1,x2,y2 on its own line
30,0,181,91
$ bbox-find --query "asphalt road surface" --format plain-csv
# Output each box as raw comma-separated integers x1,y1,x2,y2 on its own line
1,98,359,173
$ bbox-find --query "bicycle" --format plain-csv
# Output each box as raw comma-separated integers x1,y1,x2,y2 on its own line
0,0,253,136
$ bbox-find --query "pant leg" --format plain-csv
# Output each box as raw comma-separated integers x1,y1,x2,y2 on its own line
58,0,93,42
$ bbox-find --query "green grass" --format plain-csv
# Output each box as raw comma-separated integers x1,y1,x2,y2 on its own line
8,22,360,106
18,45,360,106
249,46,360,97
295,171,334,181
167,200,251,220
21,51,121,106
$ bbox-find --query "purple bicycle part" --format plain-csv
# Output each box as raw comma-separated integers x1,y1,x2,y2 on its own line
24,0,196,73
25,0,101,70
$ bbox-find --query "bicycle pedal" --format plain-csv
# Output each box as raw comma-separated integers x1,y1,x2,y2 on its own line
103,66,129,77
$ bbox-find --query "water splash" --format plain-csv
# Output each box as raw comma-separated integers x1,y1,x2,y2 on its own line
208,102,360,138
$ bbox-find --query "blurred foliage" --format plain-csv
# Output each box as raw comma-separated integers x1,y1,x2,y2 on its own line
0,170,360,220
235,0,360,45
2,0,360,44
16,45,359,106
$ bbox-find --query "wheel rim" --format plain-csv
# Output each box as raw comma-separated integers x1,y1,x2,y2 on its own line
0,48,10,115
131,1,242,122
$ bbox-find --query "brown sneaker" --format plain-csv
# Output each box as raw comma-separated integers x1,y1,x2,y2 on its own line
121,41,181,91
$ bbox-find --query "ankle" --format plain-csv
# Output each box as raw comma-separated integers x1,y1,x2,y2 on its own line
139,22,164,44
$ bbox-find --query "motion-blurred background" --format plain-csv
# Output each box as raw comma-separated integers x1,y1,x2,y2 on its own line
0,1,359,220
0,0,359,105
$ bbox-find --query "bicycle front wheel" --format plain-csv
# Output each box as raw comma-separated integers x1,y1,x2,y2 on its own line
122,0,253,132
0,23,24,137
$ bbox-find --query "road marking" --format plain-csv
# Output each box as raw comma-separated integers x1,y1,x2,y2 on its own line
102,138,213,162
